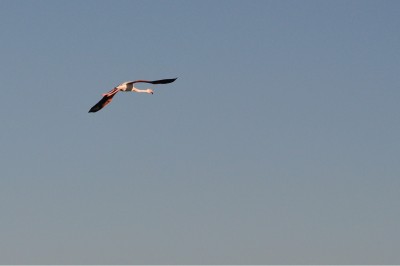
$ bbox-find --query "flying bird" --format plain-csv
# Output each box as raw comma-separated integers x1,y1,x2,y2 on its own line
89,78,177,113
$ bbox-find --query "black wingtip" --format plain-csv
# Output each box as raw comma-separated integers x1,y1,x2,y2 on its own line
88,106,100,113
151,78,178,84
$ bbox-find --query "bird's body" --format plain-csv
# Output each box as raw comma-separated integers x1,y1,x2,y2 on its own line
117,82,137,92
89,78,177,113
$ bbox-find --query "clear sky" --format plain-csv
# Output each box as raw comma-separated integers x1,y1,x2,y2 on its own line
1,0,399,264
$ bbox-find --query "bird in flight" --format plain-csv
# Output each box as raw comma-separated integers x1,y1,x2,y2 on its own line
89,78,177,113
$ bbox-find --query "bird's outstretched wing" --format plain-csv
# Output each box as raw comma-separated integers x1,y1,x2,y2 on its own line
88,93,117,113
128,78,177,85
89,78,177,113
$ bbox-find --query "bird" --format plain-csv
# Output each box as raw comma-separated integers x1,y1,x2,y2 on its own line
88,78,177,113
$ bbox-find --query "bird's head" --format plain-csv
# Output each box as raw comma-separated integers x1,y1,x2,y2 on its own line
147,89,154,94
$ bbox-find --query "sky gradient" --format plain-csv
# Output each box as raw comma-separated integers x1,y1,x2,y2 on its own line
1,0,400,264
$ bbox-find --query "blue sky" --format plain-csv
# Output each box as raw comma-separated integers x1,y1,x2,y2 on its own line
1,0,399,264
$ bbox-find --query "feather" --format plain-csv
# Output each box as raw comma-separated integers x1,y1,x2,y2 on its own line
88,94,116,113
